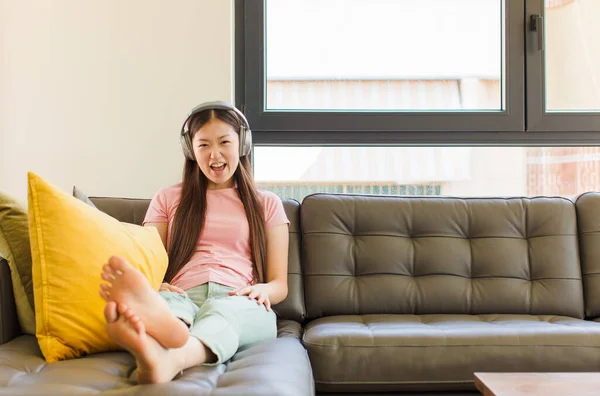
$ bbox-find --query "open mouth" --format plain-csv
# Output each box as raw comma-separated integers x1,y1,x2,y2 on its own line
210,162,226,171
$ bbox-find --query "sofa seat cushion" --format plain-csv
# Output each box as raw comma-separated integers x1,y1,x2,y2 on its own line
303,314,600,393
0,320,314,396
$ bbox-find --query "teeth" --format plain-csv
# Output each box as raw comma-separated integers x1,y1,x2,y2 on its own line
211,163,225,168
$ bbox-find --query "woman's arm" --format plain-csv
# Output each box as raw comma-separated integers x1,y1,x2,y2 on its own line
263,223,289,305
228,223,290,309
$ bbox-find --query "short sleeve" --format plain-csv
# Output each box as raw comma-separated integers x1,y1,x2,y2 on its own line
142,189,169,225
262,191,290,229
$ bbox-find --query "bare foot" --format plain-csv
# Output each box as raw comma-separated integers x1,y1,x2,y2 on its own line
100,255,189,349
104,301,185,384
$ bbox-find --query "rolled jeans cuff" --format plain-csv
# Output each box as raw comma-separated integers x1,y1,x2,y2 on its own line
191,314,238,365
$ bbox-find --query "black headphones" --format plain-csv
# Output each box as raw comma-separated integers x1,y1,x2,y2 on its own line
180,101,252,160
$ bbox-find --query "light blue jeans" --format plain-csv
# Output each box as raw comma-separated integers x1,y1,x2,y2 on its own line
159,282,277,365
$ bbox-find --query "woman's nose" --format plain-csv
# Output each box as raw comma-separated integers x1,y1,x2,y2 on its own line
209,148,221,159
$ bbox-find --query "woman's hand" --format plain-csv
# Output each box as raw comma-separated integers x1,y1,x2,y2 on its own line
228,283,272,311
159,282,186,295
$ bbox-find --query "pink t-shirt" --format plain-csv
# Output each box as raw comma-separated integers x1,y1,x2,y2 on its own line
142,183,290,290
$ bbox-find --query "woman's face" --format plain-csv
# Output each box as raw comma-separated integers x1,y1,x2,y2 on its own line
192,118,240,189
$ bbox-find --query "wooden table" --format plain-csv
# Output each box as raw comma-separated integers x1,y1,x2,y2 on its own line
474,372,600,395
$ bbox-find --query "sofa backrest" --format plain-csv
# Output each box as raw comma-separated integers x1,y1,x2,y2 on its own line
0,258,20,344
278,200,306,323
88,196,306,323
301,193,584,320
574,192,600,318
90,197,151,226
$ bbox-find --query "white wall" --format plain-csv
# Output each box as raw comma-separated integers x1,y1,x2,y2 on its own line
1,0,233,204
1,0,7,190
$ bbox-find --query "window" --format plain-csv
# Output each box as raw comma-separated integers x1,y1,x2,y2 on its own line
527,0,600,131
265,0,503,112
237,0,600,144
254,146,600,200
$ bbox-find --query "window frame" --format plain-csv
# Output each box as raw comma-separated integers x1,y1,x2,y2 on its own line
237,0,600,146
525,0,600,132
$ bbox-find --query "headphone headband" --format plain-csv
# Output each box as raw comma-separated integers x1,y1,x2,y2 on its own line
179,101,252,159
181,101,250,135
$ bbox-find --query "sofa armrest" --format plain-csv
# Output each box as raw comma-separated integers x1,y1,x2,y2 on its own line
0,258,21,344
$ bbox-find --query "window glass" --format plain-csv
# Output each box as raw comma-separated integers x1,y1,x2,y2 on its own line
545,0,600,112
265,0,504,111
255,146,600,201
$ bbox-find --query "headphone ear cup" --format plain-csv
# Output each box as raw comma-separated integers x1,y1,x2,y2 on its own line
239,127,252,157
180,133,195,160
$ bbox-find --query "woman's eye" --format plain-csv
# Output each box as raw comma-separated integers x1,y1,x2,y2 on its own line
221,140,230,145
198,144,208,148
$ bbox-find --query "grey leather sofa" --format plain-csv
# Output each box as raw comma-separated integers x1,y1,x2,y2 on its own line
2,192,600,395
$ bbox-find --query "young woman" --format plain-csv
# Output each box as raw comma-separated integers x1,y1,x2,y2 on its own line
98,101,290,384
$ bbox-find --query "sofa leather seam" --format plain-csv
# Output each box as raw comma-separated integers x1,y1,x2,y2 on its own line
315,379,473,385
302,342,600,348
303,231,577,238
301,273,581,281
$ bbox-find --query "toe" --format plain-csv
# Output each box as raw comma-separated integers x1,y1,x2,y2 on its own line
108,255,129,274
117,303,130,315
132,319,145,335
122,307,134,319
102,263,115,276
99,290,110,301
101,272,114,282
104,301,118,323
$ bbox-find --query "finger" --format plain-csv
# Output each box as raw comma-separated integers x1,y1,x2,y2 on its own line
100,283,111,292
228,288,242,296
240,287,252,296
236,287,251,296
248,290,260,300
265,298,271,312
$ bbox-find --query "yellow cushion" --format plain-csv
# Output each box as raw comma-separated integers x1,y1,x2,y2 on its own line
27,172,168,363
0,191,36,335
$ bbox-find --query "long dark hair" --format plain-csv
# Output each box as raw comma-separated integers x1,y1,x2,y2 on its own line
164,109,267,285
